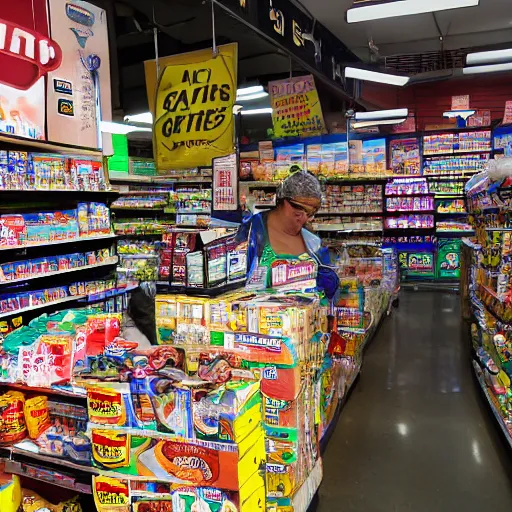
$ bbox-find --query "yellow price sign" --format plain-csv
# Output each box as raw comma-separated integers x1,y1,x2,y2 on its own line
146,44,238,170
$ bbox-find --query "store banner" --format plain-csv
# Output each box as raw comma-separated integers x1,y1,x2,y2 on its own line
146,43,238,170
47,0,113,151
451,95,470,111
269,75,326,138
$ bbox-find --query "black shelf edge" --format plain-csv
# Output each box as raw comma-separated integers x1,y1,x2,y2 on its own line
156,280,245,296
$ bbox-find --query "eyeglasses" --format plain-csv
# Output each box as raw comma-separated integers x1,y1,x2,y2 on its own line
285,198,320,217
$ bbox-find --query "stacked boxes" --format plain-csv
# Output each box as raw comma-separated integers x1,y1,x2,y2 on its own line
155,291,330,511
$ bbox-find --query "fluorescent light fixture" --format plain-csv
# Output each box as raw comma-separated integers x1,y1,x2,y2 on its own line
240,108,273,116
467,48,512,66
443,110,475,120
124,112,153,124
345,67,410,86
347,0,480,23
237,85,264,96
354,108,409,121
233,104,243,115
463,62,512,75
100,121,152,134
352,118,406,129
236,92,269,101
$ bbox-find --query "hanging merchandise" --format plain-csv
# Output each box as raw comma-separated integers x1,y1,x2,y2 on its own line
213,153,238,211
147,43,238,170
269,75,326,138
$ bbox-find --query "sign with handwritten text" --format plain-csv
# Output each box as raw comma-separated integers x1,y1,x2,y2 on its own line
269,74,326,138
149,44,237,170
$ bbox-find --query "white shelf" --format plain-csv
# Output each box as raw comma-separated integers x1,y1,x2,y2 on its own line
109,171,212,184
0,132,102,156
0,234,117,252
0,257,119,286
0,295,87,319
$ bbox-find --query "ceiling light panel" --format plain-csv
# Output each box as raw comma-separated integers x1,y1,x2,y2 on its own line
345,67,410,86
347,0,480,23
463,62,512,75
466,48,512,66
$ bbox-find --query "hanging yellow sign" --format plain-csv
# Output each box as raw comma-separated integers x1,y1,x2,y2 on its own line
145,43,238,170
269,74,326,138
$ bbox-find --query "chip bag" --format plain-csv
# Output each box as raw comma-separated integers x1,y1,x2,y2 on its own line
0,391,27,445
24,396,51,440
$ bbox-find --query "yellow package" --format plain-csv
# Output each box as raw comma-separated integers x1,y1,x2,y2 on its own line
93,476,130,512
24,396,51,440
22,489,82,511
0,474,21,512
92,430,131,469
0,391,27,445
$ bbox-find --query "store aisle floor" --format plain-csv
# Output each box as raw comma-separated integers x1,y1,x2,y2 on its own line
318,291,512,512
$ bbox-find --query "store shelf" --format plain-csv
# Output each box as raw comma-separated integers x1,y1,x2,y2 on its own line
240,181,280,187
82,284,139,303
316,211,383,217
385,193,434,197
0,132,102,156
315,226,383,233
436,211,468,215
9,444,98,474
0,382,86,399
473,361,512,449
156,280,244,297
386,210,435,214
0,294,87,319
485,227,512,232
0,234,117,253
0,258,119,287
4,460,92,494
176,210,212,215
423,150,491,157
462,237,481,250
111,206,168,212
0,189,118,201
109,171,212,184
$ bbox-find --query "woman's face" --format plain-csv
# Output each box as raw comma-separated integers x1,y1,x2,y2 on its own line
283,198,320,232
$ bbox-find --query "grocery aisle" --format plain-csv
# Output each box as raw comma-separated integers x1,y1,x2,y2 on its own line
318,291,512,512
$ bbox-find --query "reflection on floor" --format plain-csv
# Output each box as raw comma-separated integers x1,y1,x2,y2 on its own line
318,291,512,512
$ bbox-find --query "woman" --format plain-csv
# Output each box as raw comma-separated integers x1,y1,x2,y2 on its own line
238,170,339,298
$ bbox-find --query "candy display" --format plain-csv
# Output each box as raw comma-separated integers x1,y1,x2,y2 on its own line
423,130,491,155
319,184,383,214
436,221,473,232
437,199,466,214
385,215,435,230
0,203,112,248
386,196,434,212
385,178,429,196
0,248,116,283
423,154,489,176
0,151,107,191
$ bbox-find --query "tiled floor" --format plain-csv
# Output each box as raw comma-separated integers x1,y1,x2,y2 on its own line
318,291,512,512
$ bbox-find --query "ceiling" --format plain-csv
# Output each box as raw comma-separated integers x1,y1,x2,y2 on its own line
299,0,512,61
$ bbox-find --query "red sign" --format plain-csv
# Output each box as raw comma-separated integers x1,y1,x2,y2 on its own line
451,95,470,111
0,4,62,90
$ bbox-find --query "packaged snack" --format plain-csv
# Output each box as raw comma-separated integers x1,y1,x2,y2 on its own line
91,430,131,469
93,476,130,512
24,395,51,439
77,203,89,236
0,391,27,444
87,384,128,426
22,489,83,512
0,474,21,512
